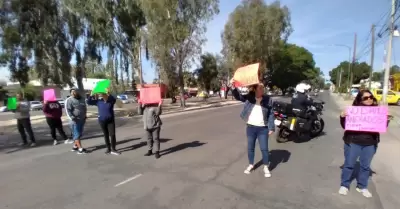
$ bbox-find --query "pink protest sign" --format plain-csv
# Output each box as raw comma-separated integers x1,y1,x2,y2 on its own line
43,89,56,101
139,87,161,104
345,106,388,133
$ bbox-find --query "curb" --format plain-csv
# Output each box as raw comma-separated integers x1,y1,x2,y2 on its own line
0,101,241,129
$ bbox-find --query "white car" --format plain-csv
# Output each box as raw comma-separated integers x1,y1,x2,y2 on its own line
0,106,8,112
30,101,43,111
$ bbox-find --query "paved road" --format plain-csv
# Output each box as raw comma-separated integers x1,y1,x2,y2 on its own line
0,93,385,209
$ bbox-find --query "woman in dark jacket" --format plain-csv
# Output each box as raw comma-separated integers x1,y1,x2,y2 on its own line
338,89,388,198
230,80,275,178
87,91,120,156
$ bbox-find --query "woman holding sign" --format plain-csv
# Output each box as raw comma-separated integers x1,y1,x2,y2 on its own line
87,89,121,156
338,90,387,198
230,79,275,178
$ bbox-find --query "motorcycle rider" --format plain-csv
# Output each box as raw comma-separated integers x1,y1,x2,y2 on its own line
291,83,313,111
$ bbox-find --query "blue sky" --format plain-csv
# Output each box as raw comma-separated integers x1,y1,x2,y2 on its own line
0,0,397,83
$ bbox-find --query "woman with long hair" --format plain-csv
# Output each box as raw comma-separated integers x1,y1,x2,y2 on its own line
338,89,386,198
231,80,275,178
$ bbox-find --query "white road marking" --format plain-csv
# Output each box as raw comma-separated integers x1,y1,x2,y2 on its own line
114,174,142,187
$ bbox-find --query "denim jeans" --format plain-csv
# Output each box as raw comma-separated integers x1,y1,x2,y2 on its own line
341,143,376,189
246,124,269,165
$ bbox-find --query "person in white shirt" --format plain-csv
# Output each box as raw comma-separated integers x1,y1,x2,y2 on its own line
230,80,275,178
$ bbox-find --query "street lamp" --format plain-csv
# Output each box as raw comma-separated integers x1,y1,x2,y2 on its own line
332,44,352,95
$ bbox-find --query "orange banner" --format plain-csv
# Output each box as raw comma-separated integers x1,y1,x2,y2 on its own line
232,63,260,87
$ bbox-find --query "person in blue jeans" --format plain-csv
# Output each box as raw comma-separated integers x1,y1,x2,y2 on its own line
230,80,275,178
338,89,388,198
66,89,88,154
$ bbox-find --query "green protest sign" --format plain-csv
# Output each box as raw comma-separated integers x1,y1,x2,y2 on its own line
92,80,111,94
7,97,17,110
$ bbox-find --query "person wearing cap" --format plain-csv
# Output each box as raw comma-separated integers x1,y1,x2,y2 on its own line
66,88,88,154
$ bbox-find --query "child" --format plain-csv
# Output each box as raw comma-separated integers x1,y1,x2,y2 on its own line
141,100,163,159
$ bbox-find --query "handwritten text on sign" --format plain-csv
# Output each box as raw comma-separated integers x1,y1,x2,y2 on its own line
345,106,388,133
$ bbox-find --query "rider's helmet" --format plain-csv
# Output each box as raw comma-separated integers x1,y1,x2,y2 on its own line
295,83,307,93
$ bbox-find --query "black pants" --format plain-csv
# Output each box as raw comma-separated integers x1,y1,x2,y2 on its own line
99,119,116,151
46,117,68,140
17,118,36,143
146,127,161,152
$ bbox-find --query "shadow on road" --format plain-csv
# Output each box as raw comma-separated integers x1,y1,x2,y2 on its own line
160,140,206,156
292,131,327,143
118,138,174,153
87,137,142,152
254,149,291,171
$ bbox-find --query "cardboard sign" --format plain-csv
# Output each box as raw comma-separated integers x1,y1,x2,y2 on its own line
139,87,161,104
43,89,57,101
232,63,261,87
92,80,111,94
7,97,17,110
345,106,388,133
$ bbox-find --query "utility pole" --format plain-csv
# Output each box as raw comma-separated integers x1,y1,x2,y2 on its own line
383,0,396,105
339,67,343,88
349,33,357,97
369,24,375,89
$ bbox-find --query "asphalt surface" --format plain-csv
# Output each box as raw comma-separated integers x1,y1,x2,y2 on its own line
0,92,386,209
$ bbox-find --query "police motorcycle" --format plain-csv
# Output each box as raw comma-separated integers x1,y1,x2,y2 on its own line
273,85,325,143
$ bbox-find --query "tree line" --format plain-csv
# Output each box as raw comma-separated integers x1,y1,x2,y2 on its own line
329,60,400,92
0,0,325,105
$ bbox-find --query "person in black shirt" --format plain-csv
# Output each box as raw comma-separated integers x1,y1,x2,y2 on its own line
338,89,388,198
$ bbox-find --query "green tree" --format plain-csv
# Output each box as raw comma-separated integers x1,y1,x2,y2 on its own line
329,61,370,87
141,0,219,107
222,0,292,76
372,71,382,81
194,53,219,92
183,71,197,88
269,43,316,93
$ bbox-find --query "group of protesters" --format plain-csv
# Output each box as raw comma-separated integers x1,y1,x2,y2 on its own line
12,82,387,198
12,88,163,158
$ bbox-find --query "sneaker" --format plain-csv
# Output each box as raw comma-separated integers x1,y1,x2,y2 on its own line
244,165,254,174
110,150,121,156
30,142,36,147
77,148,88,155
53,140,58,146
263,165,271,178
154,151,160,159
338,186,349,195
356,188,372,198
64,139,74,144
71,147,79,152
105,150,111,155
144,150,152,156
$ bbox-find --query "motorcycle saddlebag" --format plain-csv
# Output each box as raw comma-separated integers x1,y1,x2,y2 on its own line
290,117,310,132
272,101,294,115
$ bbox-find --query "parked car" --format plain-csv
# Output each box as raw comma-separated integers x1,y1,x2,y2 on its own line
120,97,130,104
0,106,8,112
57,98,65,108
30,101,43,111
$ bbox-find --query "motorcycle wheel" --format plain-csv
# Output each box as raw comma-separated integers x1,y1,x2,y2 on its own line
276,128,290,143
310,118,324,137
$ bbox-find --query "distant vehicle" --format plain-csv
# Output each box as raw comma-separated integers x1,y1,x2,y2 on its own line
30,101,43,111
0,106,8,112
57,98,65,108
120,97,130,104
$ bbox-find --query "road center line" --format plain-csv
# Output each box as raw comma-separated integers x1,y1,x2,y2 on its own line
114,174,142,187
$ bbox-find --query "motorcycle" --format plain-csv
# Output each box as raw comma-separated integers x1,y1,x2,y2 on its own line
273,100,325,143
